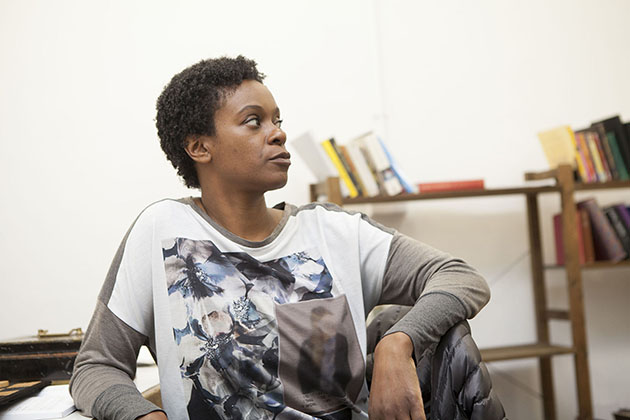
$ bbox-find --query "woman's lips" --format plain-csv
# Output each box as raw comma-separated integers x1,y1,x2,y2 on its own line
269,152,291,166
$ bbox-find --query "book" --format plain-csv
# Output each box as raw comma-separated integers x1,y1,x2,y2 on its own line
592,122,629,180
290,131,338,182
338,145,367,196
569,128,590,183
583,130,609,182
537,126,577,170
329,138,363,196
344,139,380,197
591,130,613,180
604,206,630,256
0,381,51,409
577,198,627,262
580,208,596,264
594,116,630,174
0,384,75,420
591,122,620,180
611,203,630,230
355,133,403,196
417,179,484,193
321,138,360,198
553,212,586,265
377,137,417,193
574,131,597,182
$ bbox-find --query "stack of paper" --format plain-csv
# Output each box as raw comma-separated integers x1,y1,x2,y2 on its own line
0,384,75,420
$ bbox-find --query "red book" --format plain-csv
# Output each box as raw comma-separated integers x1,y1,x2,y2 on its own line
417,179,484,193
553,211,586,265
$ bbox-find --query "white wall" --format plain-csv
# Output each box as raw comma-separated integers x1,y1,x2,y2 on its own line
1,1,629,419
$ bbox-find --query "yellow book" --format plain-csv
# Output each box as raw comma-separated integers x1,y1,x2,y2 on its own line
321,139,359,198
537,125,577,169
567,128,588,182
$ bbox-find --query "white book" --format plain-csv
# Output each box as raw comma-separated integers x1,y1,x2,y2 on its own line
290,131,349,198
345,140,380,197
357,133,403,196
0,385,76,420
290,131,337,182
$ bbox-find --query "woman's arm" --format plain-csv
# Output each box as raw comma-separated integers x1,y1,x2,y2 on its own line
377,232,490,359
70,210,165,419
70,301,164,419
368,232,490,418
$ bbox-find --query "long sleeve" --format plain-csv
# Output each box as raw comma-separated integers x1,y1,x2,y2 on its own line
378,232,490,359
69,215,164,420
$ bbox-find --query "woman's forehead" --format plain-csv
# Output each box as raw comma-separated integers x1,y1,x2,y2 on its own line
220,80,278,114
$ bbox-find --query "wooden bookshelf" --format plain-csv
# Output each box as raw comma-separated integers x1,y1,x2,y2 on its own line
311,165,630,420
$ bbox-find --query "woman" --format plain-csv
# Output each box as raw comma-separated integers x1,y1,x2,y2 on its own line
70,56,490,420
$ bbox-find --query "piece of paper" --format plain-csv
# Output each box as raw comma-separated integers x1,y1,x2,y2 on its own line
537,125,577,169
0,385,76,420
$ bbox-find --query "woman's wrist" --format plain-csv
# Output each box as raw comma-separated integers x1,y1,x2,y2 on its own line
136,410,168,420
374,331,414,359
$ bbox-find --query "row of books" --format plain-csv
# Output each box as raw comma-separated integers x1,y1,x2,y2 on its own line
553,198,630,265
293,132,486,198
538,115,630,183
292,131,415,198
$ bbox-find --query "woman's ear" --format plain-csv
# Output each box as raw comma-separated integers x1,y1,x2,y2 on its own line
185,135,212,164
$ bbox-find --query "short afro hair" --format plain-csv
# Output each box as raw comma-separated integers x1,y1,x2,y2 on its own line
155,56,265,188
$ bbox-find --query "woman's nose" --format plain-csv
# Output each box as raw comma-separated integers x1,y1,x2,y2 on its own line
268,126,287,146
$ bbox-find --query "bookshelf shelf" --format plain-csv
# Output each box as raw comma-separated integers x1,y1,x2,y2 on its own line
480,343,575,362
311,165,630,420
574,180,630,191
544,260,630,270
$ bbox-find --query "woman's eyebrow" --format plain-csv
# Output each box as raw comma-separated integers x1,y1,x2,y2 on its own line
237,104,280,115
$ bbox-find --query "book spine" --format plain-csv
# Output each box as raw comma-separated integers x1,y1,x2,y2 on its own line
585,131,608,182
330,138,363,196
377,137,416,193
592,131,613,180
571,130,589,183
579,208,595,264
613,204,630,230
617,124,630,171
418,179,485,193
603,117,630,173
358,142,387,196
321,139,360,198
346,141,380,197
604,207,630,255
339,145,366,196
362,134,403,196
333,142,363,197
597,128,619,180
607,132,630,180
575,132,597,182
577,199,627,261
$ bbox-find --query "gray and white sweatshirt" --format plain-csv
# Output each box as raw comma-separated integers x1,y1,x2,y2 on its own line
69,198,490,420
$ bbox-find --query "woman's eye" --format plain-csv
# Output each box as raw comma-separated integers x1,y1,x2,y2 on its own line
245,117,260,127
275,119,283,128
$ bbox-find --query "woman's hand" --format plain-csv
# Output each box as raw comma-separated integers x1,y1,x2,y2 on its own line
368,332,426,420
136,410,168,420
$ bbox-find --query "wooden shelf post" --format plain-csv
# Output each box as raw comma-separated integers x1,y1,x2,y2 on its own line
556,165,593,420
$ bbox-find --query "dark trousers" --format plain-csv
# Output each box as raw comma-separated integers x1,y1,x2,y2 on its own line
366,306,507,420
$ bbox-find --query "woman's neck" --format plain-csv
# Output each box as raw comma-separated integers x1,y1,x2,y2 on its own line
197,188,283,242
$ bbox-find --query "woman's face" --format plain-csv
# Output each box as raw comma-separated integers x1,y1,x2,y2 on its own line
204,79,290,193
